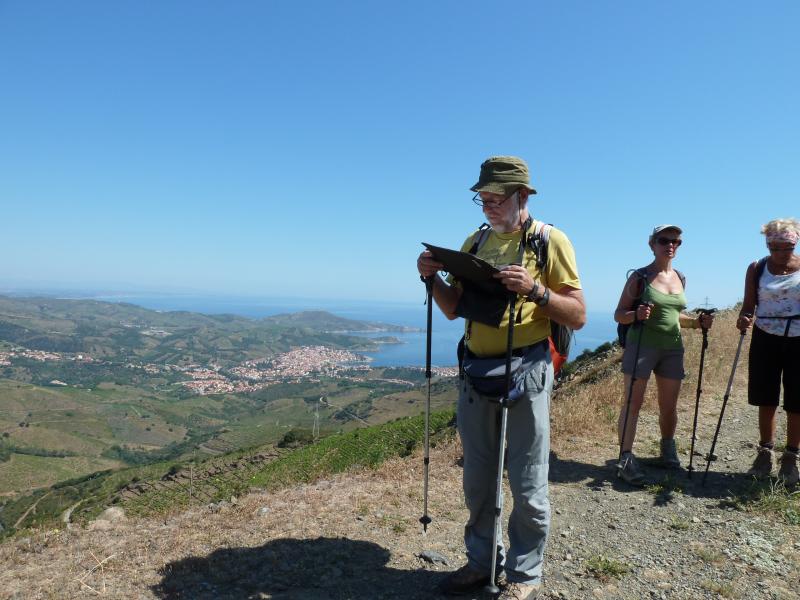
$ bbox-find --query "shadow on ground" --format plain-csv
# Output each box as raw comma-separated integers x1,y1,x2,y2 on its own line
548,450,767,507
153,536,445,599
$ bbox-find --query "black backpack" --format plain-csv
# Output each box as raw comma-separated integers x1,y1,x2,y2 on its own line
467,219,574,364
616,267,686,348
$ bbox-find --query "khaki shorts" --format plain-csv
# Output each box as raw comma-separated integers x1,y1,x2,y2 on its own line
621,344,685,380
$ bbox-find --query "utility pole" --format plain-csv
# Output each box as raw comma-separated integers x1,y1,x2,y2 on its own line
313,396,321,441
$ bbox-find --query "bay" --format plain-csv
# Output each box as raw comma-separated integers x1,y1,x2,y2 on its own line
92,294,616,367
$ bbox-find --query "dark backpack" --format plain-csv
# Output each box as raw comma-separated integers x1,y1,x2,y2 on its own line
616,267,686,348
467,219,574,370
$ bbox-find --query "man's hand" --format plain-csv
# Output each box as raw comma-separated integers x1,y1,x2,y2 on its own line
493,265,534,295
417,250,443,279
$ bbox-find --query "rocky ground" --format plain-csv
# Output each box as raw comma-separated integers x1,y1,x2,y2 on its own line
1,325,799,599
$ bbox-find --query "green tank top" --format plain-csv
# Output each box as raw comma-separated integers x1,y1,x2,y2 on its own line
626,284,686,350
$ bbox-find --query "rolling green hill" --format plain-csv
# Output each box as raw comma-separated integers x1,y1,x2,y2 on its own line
0,296,398,366
261,310,418,332
0,296,443,500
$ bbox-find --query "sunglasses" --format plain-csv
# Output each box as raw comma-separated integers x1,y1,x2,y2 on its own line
768,245,796,252
656,237,682,247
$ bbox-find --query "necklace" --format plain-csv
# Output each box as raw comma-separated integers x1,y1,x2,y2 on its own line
770,259,798,275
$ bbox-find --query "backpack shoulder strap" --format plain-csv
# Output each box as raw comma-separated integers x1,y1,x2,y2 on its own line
634,267,647,301
467,223,491,255
754,256,768,303
527,220,553,272
755,256,768,282
675,269,686,290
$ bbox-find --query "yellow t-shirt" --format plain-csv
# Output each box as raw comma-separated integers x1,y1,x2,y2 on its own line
449,222,582,357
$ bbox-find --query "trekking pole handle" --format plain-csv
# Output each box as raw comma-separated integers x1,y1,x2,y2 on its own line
634,302,654,323
422,276,434,377
695,307,717,331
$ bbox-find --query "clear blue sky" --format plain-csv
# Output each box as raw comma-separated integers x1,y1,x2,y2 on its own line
1,1,798,312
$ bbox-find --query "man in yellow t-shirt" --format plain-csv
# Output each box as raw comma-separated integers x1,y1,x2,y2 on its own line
417,156,585,600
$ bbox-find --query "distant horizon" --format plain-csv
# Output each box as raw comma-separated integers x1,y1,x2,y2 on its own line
0,281,742,314
0,283,626,314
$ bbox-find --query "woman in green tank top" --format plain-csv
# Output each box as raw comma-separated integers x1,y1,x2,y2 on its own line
612,225,715,485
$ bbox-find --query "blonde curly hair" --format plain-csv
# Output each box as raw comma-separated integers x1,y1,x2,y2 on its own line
761,218,800,238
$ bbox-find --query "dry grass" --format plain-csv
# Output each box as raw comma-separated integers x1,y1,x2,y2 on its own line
550,355,624,444
550,308,747,453
0,440,470,599
690,541,725,564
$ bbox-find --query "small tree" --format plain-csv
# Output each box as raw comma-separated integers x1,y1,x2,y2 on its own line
278,428,314,449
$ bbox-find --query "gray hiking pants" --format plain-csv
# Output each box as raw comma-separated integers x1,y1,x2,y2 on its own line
457,343,553,585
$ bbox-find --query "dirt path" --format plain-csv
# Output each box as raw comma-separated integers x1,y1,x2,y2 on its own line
12,491,52,530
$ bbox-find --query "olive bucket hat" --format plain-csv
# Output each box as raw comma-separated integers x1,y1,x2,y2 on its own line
470,155,537,196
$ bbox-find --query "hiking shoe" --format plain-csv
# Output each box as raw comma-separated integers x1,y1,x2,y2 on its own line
778,450,799,487
747,446,774,479
437,563,490,595
659,438,681,469
617,451,645,485
497,581,541,600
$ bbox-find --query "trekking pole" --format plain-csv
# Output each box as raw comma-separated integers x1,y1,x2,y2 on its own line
688,308,717,478
419,276,433,532
618,303,652,464
702,326,747,486
485,292,520,596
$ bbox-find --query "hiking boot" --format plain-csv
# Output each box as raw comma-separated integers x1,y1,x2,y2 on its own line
437,563,490,595
617,451,645,485
747,446,773,479
659,438,681,469
778,450,799,487
497,581,541,600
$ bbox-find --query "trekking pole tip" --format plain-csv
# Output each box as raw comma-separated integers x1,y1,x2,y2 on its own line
419,515,431,532
484,583,501,595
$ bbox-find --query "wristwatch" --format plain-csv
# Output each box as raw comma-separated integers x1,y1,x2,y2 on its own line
526,282,550,306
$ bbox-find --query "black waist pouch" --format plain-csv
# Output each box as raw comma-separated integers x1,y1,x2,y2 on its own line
462,353,525,399
454,282,509,328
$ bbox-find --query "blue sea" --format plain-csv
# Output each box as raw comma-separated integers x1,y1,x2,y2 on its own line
93,294,616,367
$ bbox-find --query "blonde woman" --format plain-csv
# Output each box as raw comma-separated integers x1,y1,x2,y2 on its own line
737,218,800,486
613,225,714,485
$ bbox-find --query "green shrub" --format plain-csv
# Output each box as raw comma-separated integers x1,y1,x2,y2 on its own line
252,409,454,490
277,428,314,449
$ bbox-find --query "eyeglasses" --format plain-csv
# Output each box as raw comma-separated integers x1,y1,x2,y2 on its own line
656,237,682,247
768,244,796,252
472,190,517,209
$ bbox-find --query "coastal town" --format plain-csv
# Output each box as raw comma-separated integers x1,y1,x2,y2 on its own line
0,347,95,366
0,345,458,396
